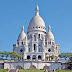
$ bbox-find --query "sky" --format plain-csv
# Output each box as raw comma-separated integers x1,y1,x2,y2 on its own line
0,0,72,53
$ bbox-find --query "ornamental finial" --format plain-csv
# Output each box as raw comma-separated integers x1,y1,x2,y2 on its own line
35,5,39,16
48,25,51,32
22,26,24,32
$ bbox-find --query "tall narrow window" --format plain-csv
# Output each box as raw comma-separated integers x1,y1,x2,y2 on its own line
34,44,36,51
39,48,40,52
29,48,30,52
39,34,40,38
34,35,36,41
18,42,19,45
22,42,23,45
48,41,51,45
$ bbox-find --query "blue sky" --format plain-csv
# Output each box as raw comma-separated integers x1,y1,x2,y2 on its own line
0,0,72,53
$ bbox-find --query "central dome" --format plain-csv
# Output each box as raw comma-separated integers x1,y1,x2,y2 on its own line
29,5,45,27
28,5,46,33
29,15,45,27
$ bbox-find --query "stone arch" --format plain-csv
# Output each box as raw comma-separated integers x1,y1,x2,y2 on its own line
16,65,23,69
27,55,30,59
29,65,36,69
38,55,41,59
43,66,50,70
32,55,36,59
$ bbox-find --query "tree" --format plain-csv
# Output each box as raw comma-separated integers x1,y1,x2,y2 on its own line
67,55,72,70
0,52,4,59
54,56,58,60
0,51,3,59
17,54,21,60
50,55,54,60
10,51,21,60
4,51,10,59
59,53,68,60
46,56,48,60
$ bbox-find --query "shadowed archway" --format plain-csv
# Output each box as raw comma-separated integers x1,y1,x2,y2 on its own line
16,65,23,69
32,55,36,59
29,65,36,69
38,55,41,59
27,55,30,59
43,66,50,70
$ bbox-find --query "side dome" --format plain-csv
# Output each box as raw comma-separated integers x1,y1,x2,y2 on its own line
46,25,54,40
28,5,46,33
18,26,26,41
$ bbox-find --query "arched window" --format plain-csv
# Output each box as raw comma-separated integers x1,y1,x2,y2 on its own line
48,41,51,45
38,55,41,59
34,35,36,41
27,55,30,59
39,34,40,38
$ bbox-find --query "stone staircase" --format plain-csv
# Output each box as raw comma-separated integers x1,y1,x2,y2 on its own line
45,70,56,72
8,69,19,72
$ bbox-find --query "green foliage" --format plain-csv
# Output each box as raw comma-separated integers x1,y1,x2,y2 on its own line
50,55,54,60
4,51,10,59
0,51,4,59
10,51,21,60
56,70,72,72
59,53,72,60
0,51,21,60
46,56,48,60
19,69,45,72
0,69,8,72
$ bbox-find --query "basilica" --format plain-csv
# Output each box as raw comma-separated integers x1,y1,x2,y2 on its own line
13,5,60,61
0,5,67,70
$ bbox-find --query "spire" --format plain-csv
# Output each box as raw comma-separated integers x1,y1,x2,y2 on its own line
35,5,39,16
48,25,51,32
22,26,24,32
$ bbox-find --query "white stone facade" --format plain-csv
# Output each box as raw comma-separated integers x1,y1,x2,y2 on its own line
13,5,60,61
4,61,61,70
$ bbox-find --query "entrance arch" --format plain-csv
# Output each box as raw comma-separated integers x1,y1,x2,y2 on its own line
32,55,36,59
38,55,41,59
43,66,50,70
29,65,36,69
27,55,30,59
16,65,23,69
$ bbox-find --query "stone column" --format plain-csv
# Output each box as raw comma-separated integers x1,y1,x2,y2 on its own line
42,52,45,60
30,54,32,60
36,44,38,52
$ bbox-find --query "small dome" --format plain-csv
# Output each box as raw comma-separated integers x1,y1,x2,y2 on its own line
46,25,54,40
47,31,54,40
18,26,26,41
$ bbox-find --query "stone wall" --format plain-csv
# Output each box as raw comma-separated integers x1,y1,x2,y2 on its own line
4,61,61,70
0,63,4,69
